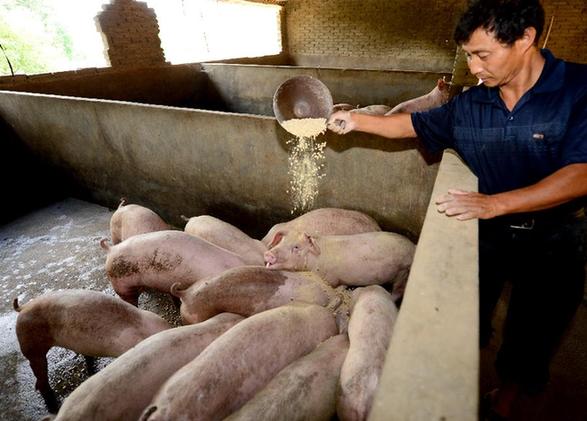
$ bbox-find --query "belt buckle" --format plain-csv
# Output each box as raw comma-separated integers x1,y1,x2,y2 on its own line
509,218,535,230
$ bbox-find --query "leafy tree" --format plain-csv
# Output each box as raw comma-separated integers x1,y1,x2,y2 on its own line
0,0,77,75
0,12,51,75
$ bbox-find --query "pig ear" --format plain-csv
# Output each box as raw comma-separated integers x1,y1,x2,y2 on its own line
170,282,186,298
304,232,321,255
268,230,287,249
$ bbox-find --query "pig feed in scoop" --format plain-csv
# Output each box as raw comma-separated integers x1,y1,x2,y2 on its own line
280,118,328,214
280,117,327,138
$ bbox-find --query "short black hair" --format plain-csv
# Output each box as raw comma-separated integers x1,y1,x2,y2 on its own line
454,0,545,46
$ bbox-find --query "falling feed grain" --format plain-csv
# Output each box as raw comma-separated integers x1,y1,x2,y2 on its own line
280,118,328,214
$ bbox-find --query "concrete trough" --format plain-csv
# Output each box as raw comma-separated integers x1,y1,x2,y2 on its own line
0,63,478,420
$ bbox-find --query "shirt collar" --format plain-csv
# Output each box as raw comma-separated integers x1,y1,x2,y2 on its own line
532,49,565,93
471,48,565,104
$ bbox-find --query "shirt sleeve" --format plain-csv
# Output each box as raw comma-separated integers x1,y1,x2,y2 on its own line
410,100,456,154
560,92,587,166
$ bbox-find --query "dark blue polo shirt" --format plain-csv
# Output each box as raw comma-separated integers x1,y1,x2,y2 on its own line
412,49,587,195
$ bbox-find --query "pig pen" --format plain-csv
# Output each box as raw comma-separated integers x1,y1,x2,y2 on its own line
0,63,478,420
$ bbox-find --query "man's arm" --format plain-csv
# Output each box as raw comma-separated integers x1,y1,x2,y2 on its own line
436,163,587,220
327,111,417,139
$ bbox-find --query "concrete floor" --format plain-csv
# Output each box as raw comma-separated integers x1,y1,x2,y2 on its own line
0,198,180,421
0,198,585,421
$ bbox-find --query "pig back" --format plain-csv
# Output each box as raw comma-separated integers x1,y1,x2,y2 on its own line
16,290,170,358
175,266,338,324
226,334,349,421
183,215,266,265
110,203,169,244
262,208,381,246
350,104,391,115
105,230,247,291
54,313,243,421
298,231,416,287
337,286,399,421
142,303,338,421
386,79,450,115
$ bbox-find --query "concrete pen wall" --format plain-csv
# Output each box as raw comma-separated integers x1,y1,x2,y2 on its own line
370,150,479,421
0,62,453,117
0,90,436,240
200,63,452,116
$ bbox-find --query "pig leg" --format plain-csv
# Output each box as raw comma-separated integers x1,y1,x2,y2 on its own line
389,267,410,304
118,291,139,307
15,311,59,411
25,349,59,412
84,355,96,374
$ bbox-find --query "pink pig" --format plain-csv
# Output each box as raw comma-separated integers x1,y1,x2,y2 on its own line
110,198,169,245
101,230,247,305
263,231,415,288
386,78,451,114
262,208,381,248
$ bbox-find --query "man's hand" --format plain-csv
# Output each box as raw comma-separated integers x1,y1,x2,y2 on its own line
435,189,501,221
327,111,356,134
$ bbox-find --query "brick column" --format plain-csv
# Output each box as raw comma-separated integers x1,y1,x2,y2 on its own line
96,0,166,67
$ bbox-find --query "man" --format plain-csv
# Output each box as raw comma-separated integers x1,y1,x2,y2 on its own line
327,0,587,419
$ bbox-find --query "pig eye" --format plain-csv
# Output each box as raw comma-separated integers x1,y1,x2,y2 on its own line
292,245,300,253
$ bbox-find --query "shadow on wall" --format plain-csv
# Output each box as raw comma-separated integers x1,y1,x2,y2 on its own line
0,117,71,224
206,201,280,241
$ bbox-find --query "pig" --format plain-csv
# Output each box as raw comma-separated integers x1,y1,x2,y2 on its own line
181,214,266,265
337,286,398,421
140,303,338,421
385,78,451,115
226,334,349,421
110,198,169,244
100,230,247,305
13,289,170,413
262,208,381,248
332,103,356,112
333,104,392,115
170,266,340,324
264,231,415,288
52,313,242,421
350,104,392,115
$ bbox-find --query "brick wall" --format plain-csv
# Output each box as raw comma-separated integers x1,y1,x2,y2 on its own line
284,0,467,72
284,0,586,75
96,0,166,67
541,0,587,63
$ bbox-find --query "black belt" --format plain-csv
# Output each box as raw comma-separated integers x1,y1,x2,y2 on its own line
485,206,585,232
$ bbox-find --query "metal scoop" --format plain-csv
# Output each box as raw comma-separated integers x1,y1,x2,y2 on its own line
273,76,333,125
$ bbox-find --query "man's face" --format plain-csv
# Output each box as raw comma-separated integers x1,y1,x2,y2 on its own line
461,27,524,88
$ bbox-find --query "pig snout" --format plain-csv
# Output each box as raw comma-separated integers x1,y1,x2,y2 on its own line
264,251,278,268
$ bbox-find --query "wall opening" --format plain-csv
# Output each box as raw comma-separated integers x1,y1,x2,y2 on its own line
0,0,108,76
147,0,282,64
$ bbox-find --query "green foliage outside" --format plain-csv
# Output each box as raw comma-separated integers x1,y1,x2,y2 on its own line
0,0,77,76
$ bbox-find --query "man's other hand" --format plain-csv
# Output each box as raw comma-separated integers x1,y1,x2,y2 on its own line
435,189,500,220
327,111,355,134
